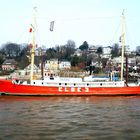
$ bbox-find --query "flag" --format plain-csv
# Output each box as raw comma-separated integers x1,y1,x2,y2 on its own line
29,24,34,33
50,21,54,31
29,28,32,33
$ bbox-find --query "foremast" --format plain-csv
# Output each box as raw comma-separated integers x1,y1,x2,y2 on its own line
120,10,125,81
30,7,37,81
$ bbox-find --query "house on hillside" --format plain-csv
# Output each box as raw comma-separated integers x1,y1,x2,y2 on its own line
44,59,71,70
102,46,112,58
59,61,71,69
113,57,136,66
88,46,97,54
74,49,82,56
45,59,59,70
2,59,17,71
24,64,39,73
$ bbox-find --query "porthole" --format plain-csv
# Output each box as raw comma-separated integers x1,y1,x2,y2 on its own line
100,83,102,86
74,83,76,86
59,83,61,85
33,82,35,84
87,83,89,86
65,83,67,86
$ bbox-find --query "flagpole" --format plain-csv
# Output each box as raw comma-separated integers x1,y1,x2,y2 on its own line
30,7,37,81
120,10,125,81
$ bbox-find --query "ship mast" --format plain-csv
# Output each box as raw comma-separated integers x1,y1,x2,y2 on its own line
120,10,125,81
30,7,37,81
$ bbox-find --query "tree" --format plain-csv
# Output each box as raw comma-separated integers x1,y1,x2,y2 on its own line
96,46,103,68
79,41,89,50
54,40,76,61
16,44,30,69
66,40,75,53
1,42,21,58
96,46,103,55
111,43,120,58
71,55,79,66
45,48,57,59
101,58,108,69
0,54,4,66
0,43,30,69
19,44,30,57
65,40,76,60
136,46,140,56
66,40,76,49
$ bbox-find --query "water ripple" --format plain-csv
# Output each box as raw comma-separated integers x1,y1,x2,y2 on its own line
0,96,140,140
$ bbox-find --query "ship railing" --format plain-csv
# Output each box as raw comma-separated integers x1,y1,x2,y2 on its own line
30,80,124,87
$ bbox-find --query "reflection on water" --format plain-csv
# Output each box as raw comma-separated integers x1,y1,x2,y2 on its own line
0,96,140,140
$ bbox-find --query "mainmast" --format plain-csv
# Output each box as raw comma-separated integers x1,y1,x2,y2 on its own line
120,10,125,81
30,7,37,81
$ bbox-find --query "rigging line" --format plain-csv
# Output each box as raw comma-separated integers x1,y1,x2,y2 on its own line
109,18,121,46
125,22,132,48
15,25,31,44
37,16,120,21
0,15,138,20
33,17,42,48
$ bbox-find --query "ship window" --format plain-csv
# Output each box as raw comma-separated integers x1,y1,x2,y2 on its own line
65,83,67,86
59,83,61,85
42,82,43,85
87,83,89,86
74,83,76,86
100,83,102,86
33,82,35,84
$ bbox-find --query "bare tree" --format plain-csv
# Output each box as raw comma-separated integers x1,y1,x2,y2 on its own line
1,42,21,58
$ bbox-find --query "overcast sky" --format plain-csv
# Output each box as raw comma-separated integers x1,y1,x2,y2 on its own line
0,0,140,50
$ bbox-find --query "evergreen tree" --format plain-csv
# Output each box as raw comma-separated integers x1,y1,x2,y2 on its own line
79,41,89,50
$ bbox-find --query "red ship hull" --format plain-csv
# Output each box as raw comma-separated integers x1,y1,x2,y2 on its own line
1,79,140,96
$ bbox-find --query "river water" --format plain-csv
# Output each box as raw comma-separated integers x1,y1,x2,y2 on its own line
0,96,140,140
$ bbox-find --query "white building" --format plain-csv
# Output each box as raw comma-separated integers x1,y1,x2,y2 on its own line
24,64,39,72
74,49,82,56
102,46,112,58
44,59,71,70
44,59,59,70
88,45,97,54
113,57,136,66
59,61,71,69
